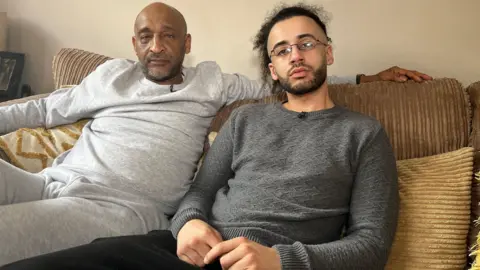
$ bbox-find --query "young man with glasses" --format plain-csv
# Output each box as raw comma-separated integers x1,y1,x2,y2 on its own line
2,3,399,270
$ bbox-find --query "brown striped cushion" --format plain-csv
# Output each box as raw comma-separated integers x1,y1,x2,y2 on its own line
386,147,473,270
329,79,470,160
210,79,470,161
52,48,112,90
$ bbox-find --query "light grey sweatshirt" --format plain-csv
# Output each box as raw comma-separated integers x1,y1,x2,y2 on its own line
0,59,355,230
170,103,399,269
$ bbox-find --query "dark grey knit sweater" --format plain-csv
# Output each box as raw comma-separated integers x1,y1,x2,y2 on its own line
170,102,399,270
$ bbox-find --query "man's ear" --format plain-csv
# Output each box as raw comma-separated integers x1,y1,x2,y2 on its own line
185,34,192,54
268,63,278,81
132,36,138,55
326,45,334,66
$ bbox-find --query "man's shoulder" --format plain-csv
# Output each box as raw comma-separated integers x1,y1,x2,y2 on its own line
342,108,382,127
98,58,136,68
185,61,222,73
225,103,276,126
232,102,273,116
338,107,386,140
89,58,138,77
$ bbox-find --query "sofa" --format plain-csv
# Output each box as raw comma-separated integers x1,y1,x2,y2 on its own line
1,48,480,269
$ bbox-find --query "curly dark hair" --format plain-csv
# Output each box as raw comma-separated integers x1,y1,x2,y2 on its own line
253,3,331,94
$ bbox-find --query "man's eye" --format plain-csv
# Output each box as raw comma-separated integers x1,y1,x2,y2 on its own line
140,36,152,43
165,34,175,39
300,42,314,50
276,48,289,56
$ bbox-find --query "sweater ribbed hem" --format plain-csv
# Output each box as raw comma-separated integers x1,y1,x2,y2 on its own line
169,209,207,238
216,227,295,247
274,243,312,270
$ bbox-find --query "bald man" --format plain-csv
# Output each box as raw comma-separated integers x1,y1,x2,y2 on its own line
0,2,429,265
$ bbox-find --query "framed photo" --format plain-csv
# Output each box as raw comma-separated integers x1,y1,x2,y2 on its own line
0,51,25,99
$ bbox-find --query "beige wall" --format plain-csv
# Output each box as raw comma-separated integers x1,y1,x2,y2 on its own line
4,0,480,94
0,0,6,11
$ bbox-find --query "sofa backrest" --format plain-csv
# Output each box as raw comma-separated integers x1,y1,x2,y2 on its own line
210,79,471,160
52,48,112,89
50,47,479,259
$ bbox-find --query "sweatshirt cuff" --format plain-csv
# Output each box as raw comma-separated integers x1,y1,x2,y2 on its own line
169,208,208,238
273,242,311,270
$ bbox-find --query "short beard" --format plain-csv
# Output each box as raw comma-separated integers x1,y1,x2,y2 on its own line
278,61,327,96
140,53,185,83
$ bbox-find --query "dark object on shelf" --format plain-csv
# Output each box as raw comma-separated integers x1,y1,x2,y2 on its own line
20,84,32,98
0,51,27,100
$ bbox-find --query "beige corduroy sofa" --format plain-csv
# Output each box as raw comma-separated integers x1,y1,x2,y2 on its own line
1,48,480,270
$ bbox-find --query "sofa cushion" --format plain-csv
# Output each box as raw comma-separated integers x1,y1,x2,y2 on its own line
385,147,473,270
467,81,480,254
0,120,89,172
210,79,470,161
52,48,112,89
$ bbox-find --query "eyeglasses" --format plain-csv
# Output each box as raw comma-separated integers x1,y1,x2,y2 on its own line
270,38,329,58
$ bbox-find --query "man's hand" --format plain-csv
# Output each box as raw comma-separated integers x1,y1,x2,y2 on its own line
204,237,281,270
360,66,433,83
177,219,223,267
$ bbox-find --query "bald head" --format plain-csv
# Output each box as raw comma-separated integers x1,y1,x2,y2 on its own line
132,2,191,85
135,2,187,35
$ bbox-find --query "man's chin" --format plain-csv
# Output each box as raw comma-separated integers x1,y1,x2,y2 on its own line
290,81,315,91
146,72,172,82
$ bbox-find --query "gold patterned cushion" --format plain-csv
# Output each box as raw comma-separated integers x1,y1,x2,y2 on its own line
386,147,474,270
0,120,89,172
469,171,480,270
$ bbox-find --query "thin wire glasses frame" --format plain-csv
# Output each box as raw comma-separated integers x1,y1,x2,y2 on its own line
270,37,331,58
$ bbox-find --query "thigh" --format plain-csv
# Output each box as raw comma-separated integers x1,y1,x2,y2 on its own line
2,231,203,270
0,159,45,205
0,197,146,266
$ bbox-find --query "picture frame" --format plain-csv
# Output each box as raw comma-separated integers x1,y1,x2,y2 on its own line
0,51,25,99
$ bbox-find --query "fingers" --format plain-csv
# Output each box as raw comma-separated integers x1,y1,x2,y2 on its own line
195,243,212,259
178,237,217,267
179,253,200,266
405,70,422,82
228,256,254,270
183,248,206,267
204,229,223,248
393,67,432,82
217,242,252,270
204,237,246,265
419,72,433,80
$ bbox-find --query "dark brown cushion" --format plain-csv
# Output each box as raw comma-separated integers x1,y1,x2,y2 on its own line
210,78,470,161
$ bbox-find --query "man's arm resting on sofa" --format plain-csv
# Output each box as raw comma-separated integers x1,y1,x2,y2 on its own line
0,60,118,135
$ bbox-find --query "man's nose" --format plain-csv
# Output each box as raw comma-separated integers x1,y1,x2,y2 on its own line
289,45,304,64
150,35,165,53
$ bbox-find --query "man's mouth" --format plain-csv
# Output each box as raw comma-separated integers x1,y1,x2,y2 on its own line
147,58,170,66
290,67,309,78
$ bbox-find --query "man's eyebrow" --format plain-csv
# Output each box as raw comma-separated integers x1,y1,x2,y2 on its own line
137,25,176,35
297,33,317,40
137,27,152,35
272,33,319,50
272,40,289,51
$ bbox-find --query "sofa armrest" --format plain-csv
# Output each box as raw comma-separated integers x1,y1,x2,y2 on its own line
0,94,49,107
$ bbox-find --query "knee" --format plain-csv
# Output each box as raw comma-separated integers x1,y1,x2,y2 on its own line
1,257,56,270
